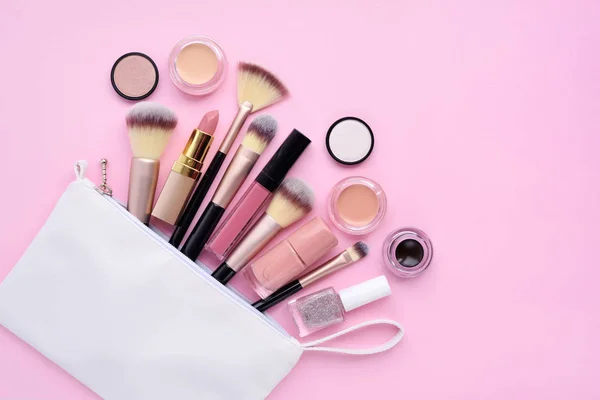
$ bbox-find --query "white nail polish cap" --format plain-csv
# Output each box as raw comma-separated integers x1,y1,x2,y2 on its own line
339,275,391,312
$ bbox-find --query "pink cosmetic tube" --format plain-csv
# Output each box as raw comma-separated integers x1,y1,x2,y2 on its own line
243,217,338,298
206,129,311,260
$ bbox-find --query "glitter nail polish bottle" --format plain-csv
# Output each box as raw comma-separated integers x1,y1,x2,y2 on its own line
288,276,391,337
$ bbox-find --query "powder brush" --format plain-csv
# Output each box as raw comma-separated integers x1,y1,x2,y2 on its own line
126,102,177,224
252,241,369,312
170,62,289,247
181,116,277,260
212,178,314,284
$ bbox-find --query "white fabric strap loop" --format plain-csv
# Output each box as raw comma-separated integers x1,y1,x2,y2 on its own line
300,319,404,355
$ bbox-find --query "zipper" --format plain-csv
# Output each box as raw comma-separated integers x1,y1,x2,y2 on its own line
78,177,292,341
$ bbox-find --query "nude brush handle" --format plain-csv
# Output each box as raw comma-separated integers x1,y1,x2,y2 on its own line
219,102,252,153
212,215,281,285
211,146,260,208
127,158,159,225
225,215,281,273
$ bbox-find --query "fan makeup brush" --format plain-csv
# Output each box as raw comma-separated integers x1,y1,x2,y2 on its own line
180,115,277,260
126,102,178,224
211,178,314,285
252,242,369,312
170,62,289,247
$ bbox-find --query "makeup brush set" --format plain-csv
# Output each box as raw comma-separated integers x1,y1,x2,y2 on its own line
107,34,437,335
0,33,428,400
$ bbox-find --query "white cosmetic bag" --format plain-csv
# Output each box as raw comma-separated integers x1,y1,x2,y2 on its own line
0,161,404,400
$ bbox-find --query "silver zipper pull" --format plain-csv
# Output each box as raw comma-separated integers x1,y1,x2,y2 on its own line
96,158,113,196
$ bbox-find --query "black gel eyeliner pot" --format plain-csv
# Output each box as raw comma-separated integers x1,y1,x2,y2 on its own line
383,227,433,278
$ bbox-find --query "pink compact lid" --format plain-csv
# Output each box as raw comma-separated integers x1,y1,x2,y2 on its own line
287,217,338,267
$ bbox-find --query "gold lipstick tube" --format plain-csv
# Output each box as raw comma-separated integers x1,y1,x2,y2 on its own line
152,129,214,225
219,101,252,153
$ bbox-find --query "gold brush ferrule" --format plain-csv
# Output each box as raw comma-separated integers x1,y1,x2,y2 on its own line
212,146,261,208
219,102,253,153
299,251,355,287
226,214,282,272
171,129,214,178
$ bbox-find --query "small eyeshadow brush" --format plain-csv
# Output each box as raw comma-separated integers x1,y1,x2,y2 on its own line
252,242,369,312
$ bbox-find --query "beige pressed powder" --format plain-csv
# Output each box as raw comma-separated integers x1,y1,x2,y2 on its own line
337,184,379,225
111,52,159,100
328,177,387,235
175,43,219,85
169,36,227,95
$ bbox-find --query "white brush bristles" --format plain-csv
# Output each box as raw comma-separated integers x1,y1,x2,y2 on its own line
347,241,369,261
267,178,314,228
237,62,289,112
242,115,277,154
126,102,178,159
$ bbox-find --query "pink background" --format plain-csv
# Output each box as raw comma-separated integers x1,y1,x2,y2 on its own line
1,0,599,398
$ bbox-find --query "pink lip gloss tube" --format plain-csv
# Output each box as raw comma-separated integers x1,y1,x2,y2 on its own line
206,129,311,260
243,217,338,298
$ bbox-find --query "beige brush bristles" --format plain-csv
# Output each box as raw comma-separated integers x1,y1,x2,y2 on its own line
237,62,289,112
347,241,369,261
126,102,178,159
241,115,277,154
267,178,314,228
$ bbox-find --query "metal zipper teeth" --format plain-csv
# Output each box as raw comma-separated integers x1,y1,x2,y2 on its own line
79,178,292,340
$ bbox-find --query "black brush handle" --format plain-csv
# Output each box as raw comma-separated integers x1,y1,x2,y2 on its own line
181,202,225,260
170,151,227,248
252,280,303,312
211,263,237,285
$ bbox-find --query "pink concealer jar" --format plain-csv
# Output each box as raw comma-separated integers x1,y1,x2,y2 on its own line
328,177,387,235
243,217,338,298
383,227,433,278
169,36,226,95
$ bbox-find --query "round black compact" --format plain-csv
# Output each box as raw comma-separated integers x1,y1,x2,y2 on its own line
326,117,374,165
